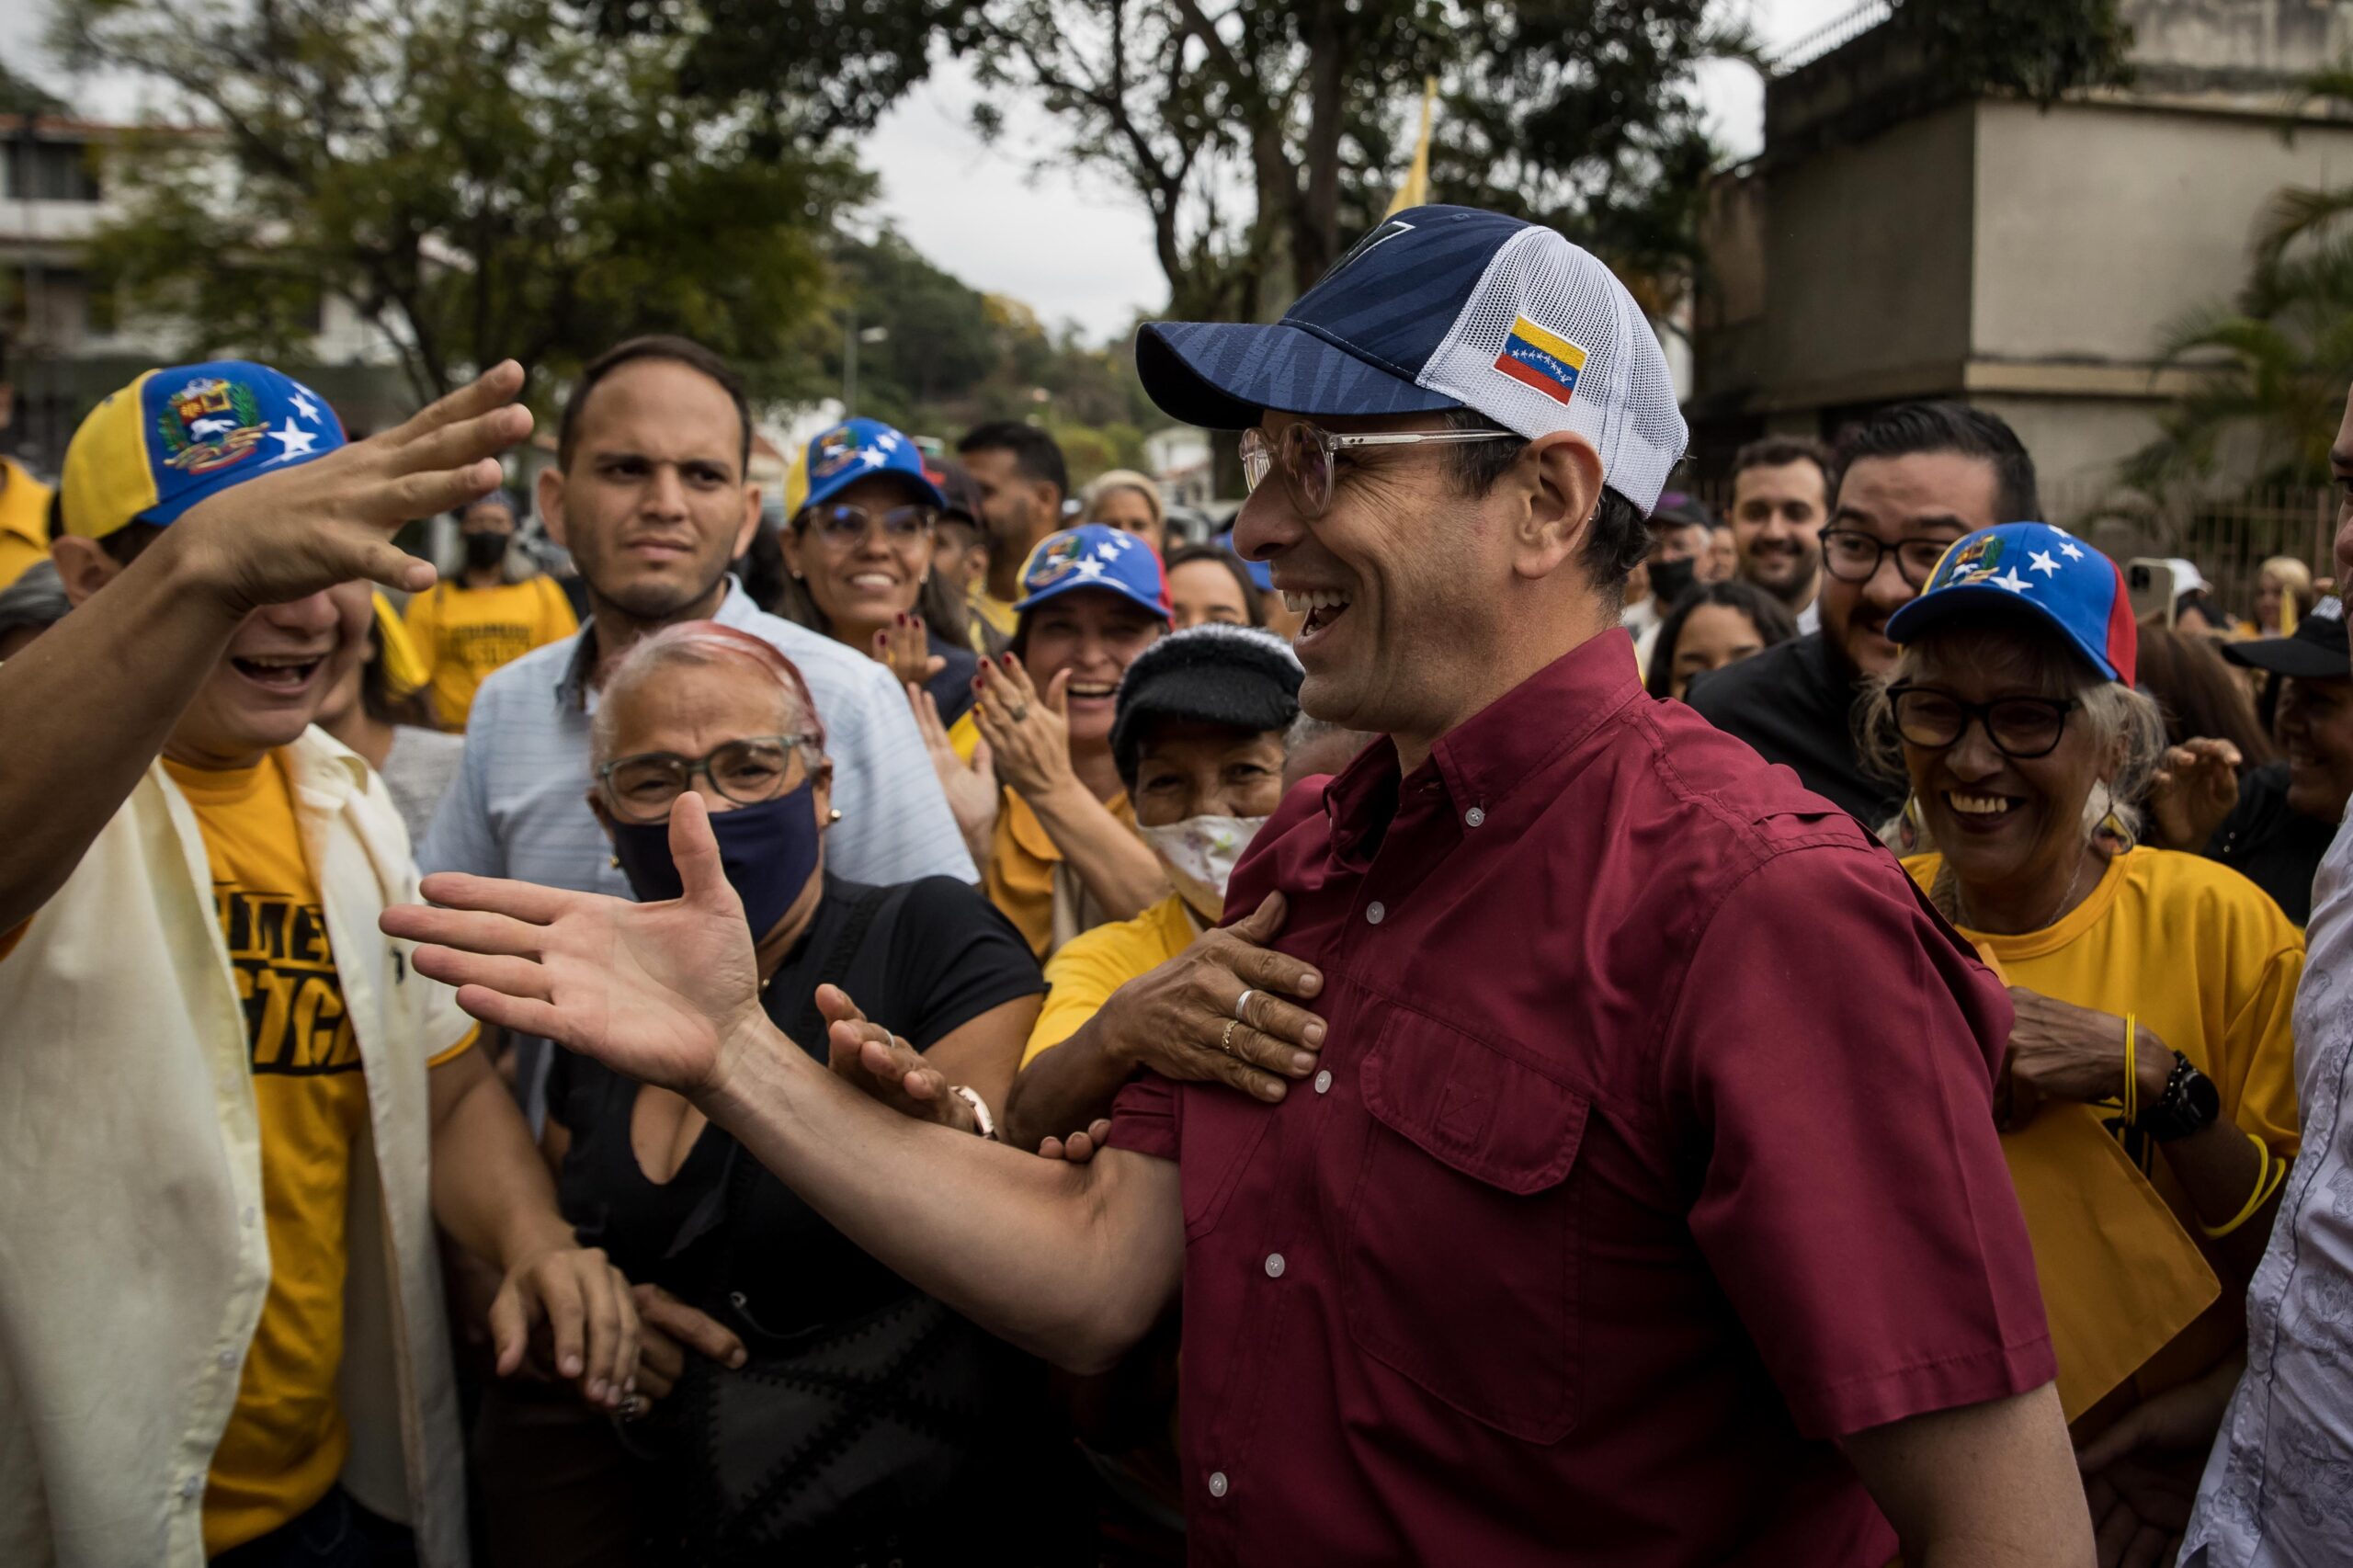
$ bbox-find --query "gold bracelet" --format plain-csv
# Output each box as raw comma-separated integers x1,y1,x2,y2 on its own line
2121,1013,2138,1127
2200,1133,2287,1240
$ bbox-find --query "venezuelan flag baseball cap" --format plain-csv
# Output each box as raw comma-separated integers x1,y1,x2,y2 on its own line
1886,522,2138,685
783,417,944,520
1014,524,1172,623
1135,204,1688,514
61,361,347,541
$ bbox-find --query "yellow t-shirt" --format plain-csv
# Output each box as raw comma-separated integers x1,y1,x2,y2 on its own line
1023,892,1199,1065
402,575,578,731
166,754,472,1553
0,456,56,594
949,709,1144,958
968,586,1017,641
1905,846,2303,1411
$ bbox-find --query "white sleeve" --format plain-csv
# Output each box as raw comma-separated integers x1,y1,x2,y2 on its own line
819,656,979,885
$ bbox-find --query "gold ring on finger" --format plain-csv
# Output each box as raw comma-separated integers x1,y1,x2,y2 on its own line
1221,1017,1241,1055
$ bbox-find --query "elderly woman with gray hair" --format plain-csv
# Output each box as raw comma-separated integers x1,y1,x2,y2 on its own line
1864,523,2303,1564
479,619,1083,1568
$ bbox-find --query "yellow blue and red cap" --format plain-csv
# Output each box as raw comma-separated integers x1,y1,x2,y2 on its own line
1887,522,2137,685
1015,524,1173,622
786,417,943,520
61,360,346,541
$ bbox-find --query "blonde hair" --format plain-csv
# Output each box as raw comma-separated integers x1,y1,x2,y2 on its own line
1855,623,2166,858
1082,470,1165,528
590,621,824,764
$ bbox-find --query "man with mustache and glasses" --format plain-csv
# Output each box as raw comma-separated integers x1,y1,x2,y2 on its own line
1688,402,2038,826
391,208,2091,1566
419,335,975,1125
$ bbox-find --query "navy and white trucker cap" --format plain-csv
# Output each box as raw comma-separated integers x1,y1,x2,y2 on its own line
1135,204,1688,514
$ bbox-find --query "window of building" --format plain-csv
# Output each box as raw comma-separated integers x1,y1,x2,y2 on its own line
3,139,102,203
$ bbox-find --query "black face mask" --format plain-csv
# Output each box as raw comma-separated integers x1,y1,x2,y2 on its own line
462,531,509,572
1648,555,1697,607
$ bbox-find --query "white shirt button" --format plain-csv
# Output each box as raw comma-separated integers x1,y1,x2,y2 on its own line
1464,806,1487,828
1208,1471,1229,1498
1265,1252,1286,1278
178,1474,202,1500
1365,901,1386,926
217,1350,236,1370
1314,1069,1332,1094
242,1206,257,1227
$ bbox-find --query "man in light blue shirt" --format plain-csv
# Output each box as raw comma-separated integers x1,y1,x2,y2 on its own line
423,335,973,1113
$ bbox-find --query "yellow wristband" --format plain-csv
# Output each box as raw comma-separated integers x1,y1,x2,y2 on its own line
2200,1134,2288,1240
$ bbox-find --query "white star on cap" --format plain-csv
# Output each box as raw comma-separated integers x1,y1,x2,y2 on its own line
2029,550,2061,576
1095,540,1125,562
1989,568,2032,593
1073,557,1107,580
857,447,889,470
2058,540,2086,562
289,388,323,425
266,418,319,462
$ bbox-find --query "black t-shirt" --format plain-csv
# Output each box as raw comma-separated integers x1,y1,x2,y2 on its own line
2205,761,2336,926
1683,632,1904,826
549,873,1042,1320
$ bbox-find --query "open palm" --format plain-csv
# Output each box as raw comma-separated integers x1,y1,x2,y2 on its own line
381,794,762,1095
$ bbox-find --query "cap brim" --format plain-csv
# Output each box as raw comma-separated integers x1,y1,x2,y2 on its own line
801,465,944,515
1885,583,2120,682
1013,576,1171,623
2222,635,2348,678
1137,320,1460,431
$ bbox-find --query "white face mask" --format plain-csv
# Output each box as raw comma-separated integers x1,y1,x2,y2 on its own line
1137,813,1268,922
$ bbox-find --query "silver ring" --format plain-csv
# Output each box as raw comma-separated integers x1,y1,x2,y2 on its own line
619,1394,649,1423
1233,989,1259,1024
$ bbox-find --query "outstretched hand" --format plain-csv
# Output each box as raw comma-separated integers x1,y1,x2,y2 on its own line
2146,738,2242,851
382,793,764,1098
910,683,998,861
181,360,532,614
873,613,949,689
973,653,1077,800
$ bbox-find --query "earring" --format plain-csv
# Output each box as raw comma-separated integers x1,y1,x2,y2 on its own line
2092,781,2136,853
608,854,620,869
1897,792,1924,855
827,807,843,824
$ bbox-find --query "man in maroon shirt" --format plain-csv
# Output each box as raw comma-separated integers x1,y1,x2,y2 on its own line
392,207,2093,1563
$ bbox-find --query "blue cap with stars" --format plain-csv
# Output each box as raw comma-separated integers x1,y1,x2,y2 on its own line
1014,524,1173,624
793,417,944,517
1886,521,2138,685
60,359,346,541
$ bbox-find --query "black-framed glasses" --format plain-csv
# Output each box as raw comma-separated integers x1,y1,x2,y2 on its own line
597,734,816,823
1239,423,1519,519
799,502,938,542
1821,529,1954,587
1889,686,2078,760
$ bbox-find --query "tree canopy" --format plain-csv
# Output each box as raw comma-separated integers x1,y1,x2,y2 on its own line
51,0,875,406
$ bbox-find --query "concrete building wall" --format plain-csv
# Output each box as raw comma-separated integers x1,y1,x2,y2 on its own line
1972,97,2353,365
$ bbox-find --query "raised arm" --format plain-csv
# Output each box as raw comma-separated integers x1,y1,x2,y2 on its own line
0,365,529,930
382,792,1184,1372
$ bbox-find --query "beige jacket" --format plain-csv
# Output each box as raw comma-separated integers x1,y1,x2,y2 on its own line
0,730,470,1567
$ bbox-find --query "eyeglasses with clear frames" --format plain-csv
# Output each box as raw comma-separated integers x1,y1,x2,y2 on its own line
1240,423,1521,519
597,733,819,824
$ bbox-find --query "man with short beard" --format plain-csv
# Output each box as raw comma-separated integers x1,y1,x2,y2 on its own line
958,420,1069,640
1726,435,1834,630
1688,403,2037,825
422,335,974,1121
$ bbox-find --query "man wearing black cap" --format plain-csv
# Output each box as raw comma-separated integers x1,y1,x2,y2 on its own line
2207,597,2353,923
391,207,2090,1565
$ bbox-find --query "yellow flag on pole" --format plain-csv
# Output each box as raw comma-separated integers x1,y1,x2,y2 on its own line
1385,76,1438,217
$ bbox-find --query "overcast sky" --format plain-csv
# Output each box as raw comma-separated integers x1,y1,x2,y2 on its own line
2,0,1856,341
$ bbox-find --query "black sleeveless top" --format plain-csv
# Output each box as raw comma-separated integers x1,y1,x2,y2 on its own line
550,873,1041,1321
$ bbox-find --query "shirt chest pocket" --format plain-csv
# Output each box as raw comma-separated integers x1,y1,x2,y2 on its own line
1343,1006,1588,1445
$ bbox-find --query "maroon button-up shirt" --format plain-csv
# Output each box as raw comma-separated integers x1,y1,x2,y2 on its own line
1107,631,2053,1566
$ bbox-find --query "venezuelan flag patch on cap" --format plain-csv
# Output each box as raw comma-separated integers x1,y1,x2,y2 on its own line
1492,316,1586,406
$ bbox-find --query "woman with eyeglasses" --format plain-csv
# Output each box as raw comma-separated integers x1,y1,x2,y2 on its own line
770,418,980,727
915,523,1176,958
1861,523,2302,1560
477,619,1086,1568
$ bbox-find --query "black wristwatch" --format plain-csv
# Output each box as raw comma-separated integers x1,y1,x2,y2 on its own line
2137,1051,2222,1142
